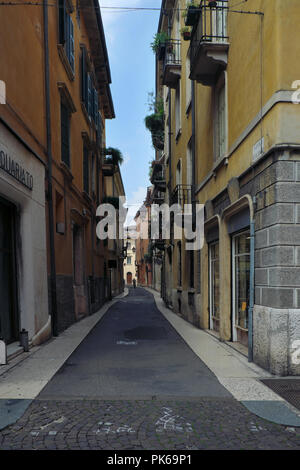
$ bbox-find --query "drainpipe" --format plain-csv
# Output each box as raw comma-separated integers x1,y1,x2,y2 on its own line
191,79,196,228
43,0,58,337
248,214,255,363
167,13,172,204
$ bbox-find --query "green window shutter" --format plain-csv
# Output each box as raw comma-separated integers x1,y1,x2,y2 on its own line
81,47,87,103
87,74,92,117
93,88,98,123
59,0,67,45
83,145,89,194
61,102,70,167
69,16,75,72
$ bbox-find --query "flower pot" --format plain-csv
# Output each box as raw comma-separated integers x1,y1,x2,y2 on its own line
183,31,191,41
208,1,217,7
157,44,166,60
185,5,199,27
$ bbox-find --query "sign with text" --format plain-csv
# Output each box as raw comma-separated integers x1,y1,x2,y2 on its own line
0,148,33,190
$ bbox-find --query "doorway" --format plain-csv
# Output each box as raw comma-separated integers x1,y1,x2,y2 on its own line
126,272,132,285
209,241,220,332
232,230,250,346
0,198,19,343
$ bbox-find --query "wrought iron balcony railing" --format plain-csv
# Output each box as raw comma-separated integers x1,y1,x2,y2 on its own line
162,39,181,89
171,185,193,207
190,0,229,86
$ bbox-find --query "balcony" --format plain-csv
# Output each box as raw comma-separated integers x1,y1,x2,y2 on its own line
162,39,181,89
102,157,114,177
150,162,166,192
171,185,193,207
190,0,229,86
152,187,165,205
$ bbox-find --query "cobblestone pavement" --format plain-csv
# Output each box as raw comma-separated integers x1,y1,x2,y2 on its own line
0,398,300,450
1,288,300,450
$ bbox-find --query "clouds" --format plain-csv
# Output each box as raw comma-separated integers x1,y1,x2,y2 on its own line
124,185,149,226
99,0,145,47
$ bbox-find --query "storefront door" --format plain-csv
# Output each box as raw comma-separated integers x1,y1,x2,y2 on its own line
232,230,250,346
0,198,18,343
209,241,220,331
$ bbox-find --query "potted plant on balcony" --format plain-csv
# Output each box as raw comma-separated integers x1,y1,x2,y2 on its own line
102,147,124,166
183,1,200,27
145,93,165,151
150,32,170,60
208,0,217,7
180,26,192,41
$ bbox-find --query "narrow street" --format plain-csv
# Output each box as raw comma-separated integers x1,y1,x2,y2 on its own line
0,288,299,450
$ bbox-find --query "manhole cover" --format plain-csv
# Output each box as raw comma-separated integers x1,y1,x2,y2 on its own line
261,379,300,411
124,326,167,340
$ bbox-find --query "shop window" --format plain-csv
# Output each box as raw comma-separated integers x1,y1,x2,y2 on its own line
232,230,250,340
209,242,220,331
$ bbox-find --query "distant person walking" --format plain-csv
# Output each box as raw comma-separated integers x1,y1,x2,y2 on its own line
133,279,136,289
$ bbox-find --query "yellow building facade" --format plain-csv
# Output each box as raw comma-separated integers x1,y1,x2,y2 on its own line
153,0,300,375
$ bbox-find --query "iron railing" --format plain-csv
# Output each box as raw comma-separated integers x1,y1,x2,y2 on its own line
171,185,193,206
163,39,181,69
190,0,229,64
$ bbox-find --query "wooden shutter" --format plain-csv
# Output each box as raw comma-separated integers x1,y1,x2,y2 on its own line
83,145,89,194
81,47,87,104
87,74,92,117
59,0,67,45
69,16,75,72
93,88,98,123
61,102,70,167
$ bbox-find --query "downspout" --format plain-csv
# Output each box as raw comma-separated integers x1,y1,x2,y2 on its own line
248,202,256,362
167,12,172,203
43,0,58,336
191,79,196,227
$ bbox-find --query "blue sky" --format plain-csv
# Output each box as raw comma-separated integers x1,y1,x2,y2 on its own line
100,0,162,224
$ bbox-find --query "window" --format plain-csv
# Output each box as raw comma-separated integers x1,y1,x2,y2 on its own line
175,83,181,138
189,251,194,289
91,154,96,197
209,242,220,331
81,47,99,124
83,145,89,194
177,242,182,286
232,231,250,334
214,78,227,161
58,0,75,73
127,256,132,265
61,101,70,167
186,52,192,109
187,141,193,187
212,1,227,41
127,242,131,250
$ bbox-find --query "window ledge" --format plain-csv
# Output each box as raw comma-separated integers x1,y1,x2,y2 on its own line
60,162,73,182
186,100,192,116
175,128,182,143
82,191,93,204
57,44,75,82
81,102,92,127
